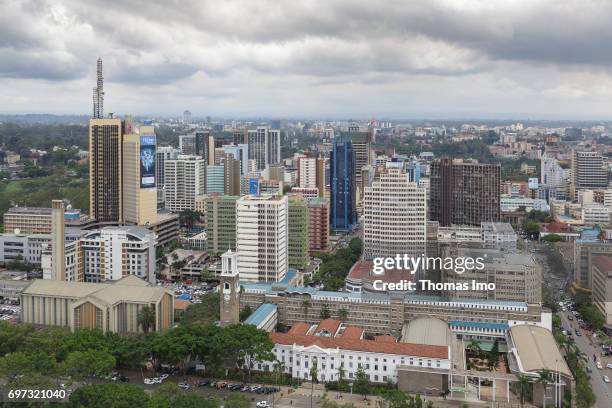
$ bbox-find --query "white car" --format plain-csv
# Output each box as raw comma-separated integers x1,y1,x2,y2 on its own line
596,362,603,369
607,363,612,369
160,373,169,380
144,378,155,385
256,402,270,408
603,375,610,383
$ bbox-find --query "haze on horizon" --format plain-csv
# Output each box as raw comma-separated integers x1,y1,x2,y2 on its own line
2,0,612,120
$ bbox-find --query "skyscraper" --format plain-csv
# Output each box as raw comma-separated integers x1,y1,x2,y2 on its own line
247,126,281,170
330,136,356,231
195,130,215,165
156,146,180,207
223,154,241,196
122,125,157,226
197,194,239,253
308,197,329,253
363,168,426,259
288,198,309,270
89,117,123,223
206,165,225,194
164,156,206,211
430,158,501,227
570,150,607,201
92,57,104,119
179,134,197,155
237,195,288,282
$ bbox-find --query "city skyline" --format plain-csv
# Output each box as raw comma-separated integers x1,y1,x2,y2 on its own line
3,1,612,119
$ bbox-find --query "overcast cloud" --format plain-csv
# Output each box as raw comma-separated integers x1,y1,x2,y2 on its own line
2,0,612,118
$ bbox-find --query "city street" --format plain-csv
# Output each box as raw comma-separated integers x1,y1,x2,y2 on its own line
558,312,612,408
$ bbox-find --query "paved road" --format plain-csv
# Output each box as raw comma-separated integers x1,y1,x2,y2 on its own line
559,312,612,408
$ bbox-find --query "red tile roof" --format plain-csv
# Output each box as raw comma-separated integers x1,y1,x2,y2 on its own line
270,332,448,359
539,222,573,233
340,326,364,340
288,322,311,336
375,335,397,343
347,260,414,283
314,319,341,336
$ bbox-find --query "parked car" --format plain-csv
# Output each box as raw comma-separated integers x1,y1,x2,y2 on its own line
607,363,612,369
256,402,270,408
603,375,610,383
596,361,603,369
178,382,191,390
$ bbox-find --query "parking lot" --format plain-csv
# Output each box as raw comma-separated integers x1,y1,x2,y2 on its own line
118,370,289,407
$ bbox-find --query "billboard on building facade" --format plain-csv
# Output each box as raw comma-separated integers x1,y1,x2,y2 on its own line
140,136,156,188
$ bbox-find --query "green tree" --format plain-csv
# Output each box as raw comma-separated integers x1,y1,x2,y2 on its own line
516,373,530,407
0,351,56,381
137,305,156,334
537,369,552,408
227,324,274,380
320,304,331,319
225,393,250,408
310,357,319,408
68,383,148,408
62,350,116,384
354,367,369,399
337,307,349,322
240,305,253,322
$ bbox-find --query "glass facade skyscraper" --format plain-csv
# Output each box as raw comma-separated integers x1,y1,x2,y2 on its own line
330,136,356,231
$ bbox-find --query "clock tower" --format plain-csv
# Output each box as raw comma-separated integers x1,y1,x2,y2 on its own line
219,249,240,326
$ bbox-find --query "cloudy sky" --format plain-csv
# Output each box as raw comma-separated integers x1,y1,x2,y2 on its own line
2,0,612,119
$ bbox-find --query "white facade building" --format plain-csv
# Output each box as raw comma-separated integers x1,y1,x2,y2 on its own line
237,195,288,282
363,168,426,259
298,157,317,189
80,227,156,283
164,155,206,211
500,197,550,212
582,204,611,225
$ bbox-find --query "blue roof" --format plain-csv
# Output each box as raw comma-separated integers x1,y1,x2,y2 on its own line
177,293,192,300
278,269,297,285
449,320,509,330
244,303,277,327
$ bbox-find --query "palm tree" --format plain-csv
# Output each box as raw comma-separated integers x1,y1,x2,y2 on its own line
516,373,530,407
336,363,346,383
137,305,156,334
538,369,552,408
310,358,318,408
466,339,482,357
338,307,349,322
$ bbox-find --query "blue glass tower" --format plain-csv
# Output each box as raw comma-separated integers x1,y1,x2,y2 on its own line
330,136,356,231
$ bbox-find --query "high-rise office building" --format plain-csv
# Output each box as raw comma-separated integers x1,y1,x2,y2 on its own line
233,128,248,145
430,158,501,227
92,57,104,119
330,136,356,231
179,134,197,156
288,198,309,270
164,156,206,211
156,146,180,207
316,157,327,198
195,130,215,165
247,126,281,170
206,165,225,194
196,194,239,254
540,154,566,187
122,125,157,225
308,197,329,253
222,144,249,176
344,128,372,187
236,195,288,282
298,157,317,189
570,150,607,201
363,168,427,259
183,110,192,125
223,154,241,196
89,118,123,223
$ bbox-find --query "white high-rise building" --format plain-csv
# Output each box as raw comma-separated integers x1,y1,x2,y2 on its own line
164,155,206,211
571,150,607,201
237,195,288,282
80,226,156,283
247,126,281,170
298,157,317,189
156,146,181,206
540,154,565,187
363,168,427,260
